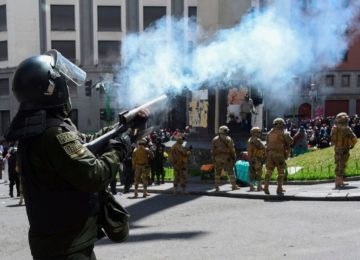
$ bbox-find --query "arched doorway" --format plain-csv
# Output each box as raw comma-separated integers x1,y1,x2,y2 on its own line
298,103,311,120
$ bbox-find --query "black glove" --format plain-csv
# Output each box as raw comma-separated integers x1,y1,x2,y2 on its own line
132,109,150,129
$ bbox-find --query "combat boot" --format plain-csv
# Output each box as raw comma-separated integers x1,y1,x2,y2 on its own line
143,187,150,197
232,185,240,191
249,183,255,192
134,184,139,198
263,175,270,195
277,174,285,195
257,184,263,192
276,186,286,195
335,177,348,188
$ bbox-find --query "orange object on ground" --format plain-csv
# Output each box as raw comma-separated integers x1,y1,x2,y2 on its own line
200,164,214,172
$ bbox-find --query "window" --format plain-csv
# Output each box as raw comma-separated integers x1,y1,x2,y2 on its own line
98,6,121,31
342,74,350,87
0,78,9,96
0,5,6,31
357,75,360,87
98,41,121,64
342,50,349,62
0,110,10,136
325,75,334,87
0,41,7,61
51,5,75,31
143,6,166,30
188,6,197,21
51,40,76,62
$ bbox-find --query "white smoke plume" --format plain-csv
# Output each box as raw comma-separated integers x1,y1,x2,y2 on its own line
114,0,360,108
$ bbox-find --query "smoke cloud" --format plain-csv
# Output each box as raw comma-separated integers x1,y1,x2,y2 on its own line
114,0,360,108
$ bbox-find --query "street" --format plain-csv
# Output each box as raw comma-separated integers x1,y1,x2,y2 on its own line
1,182,360,260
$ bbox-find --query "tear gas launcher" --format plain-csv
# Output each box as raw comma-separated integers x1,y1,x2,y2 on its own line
84,94,168,154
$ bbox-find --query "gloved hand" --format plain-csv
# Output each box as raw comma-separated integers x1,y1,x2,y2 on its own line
132,109,150,129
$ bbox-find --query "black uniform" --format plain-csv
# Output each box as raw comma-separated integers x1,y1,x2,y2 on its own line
7,113,121,259
151,140,166,184
8,147,19,197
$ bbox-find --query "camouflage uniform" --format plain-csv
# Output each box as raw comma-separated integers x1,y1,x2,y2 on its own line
330,112,357,188
264,118,293,195
247,127,265,191
132,140,154,197
211,126,239,192
169,135,190,194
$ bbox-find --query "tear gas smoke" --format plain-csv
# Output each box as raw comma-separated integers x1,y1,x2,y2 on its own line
114,0,360,108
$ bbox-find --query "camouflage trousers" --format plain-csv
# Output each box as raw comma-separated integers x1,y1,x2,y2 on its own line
334,147,350,178
173,166,187,188
265,152,286,178
134,165,150,187
249,157,263,184
214,158,237,188
265,151,286,191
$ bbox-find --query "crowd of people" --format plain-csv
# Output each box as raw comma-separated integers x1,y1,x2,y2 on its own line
283,114,360,156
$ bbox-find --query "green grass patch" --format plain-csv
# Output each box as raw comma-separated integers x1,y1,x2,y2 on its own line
164,139,360,181
285,140,360,181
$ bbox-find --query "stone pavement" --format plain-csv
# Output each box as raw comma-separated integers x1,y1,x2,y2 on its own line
124,179,360,201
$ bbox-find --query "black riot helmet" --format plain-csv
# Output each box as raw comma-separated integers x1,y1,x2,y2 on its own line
12,49,86,112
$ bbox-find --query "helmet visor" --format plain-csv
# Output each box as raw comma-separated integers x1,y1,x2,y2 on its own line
46,49,86,86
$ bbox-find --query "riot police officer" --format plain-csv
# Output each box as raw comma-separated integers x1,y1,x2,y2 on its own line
5,50,134,259
330,112,357,188
211,126,239,192
264,118,293,195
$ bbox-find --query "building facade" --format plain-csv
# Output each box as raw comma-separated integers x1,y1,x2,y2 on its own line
0,0,199,138
0,0,359,140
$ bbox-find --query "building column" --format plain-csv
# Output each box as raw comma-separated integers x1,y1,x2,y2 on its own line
214,86,220,133
172,0,184,18
126,0,139,33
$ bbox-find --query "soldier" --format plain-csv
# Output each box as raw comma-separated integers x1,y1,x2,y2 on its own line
4,50,139,259
132,138,154,198
247,127,265,191
168,133,191,195
330,112,357,188
264,118,293,195
211,126,239,192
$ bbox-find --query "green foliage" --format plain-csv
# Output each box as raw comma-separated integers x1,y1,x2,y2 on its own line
164,167,174,180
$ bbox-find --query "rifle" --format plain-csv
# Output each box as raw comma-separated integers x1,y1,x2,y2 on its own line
84,95,168,154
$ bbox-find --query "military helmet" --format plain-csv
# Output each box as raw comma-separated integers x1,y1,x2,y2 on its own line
174,133,185,141
138,138,147,145
12,49,86,111
250,127,261,136
219,125,230,134
335,112,349,124
273,118,285,126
